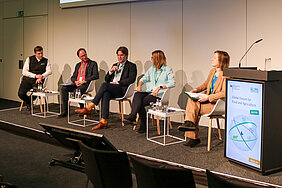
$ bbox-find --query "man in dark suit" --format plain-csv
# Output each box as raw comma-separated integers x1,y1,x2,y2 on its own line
75,46,137,130
57,48,99,118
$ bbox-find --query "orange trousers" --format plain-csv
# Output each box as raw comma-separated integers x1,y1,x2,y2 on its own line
184,98,215,139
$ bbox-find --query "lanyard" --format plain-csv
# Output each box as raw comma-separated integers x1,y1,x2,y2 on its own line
154,68,163,84
210,72,217,93
80,62,86,76
115,63,125,77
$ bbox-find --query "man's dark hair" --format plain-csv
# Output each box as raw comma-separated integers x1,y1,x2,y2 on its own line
77,48,87,57
34,46,43,53
116,46,128,56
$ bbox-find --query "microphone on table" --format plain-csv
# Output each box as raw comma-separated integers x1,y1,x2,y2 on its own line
238,39,263,68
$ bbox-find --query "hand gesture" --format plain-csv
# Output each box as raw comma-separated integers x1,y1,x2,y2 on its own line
198,94,209,102
110,65,119,73
35,78,42,84
152,87,160,97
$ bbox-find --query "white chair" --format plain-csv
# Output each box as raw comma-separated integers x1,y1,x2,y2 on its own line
85,80,97,113
85,80,95,96
65,77,97,113
112,83,135,126
151,89,173,135
65,77,95,96
19,76,48,112
202,98,225,151
134,89,172,134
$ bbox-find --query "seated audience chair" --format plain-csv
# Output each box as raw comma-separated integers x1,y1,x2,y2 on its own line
202,98,225,151
112,83,135,126
131,156,196,188
19,76,48,112
79,141,133,188
206,169,247,188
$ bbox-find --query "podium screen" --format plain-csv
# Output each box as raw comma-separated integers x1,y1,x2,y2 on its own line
225,79,263,169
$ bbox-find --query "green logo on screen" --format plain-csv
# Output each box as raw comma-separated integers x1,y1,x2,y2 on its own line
250,87,258,93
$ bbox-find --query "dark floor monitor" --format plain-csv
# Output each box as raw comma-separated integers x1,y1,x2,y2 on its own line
39,123,117,152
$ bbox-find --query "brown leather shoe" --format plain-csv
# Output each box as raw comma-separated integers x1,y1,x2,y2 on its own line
92,121,108,130
75,107,92,115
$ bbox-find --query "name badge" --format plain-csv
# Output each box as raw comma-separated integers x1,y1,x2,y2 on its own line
79,77,83,81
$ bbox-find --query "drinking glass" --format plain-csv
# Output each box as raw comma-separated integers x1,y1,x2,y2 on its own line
38,83,42,91
264,58,271,71
69,92,74,99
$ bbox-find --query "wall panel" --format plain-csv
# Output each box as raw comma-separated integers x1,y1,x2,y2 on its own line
183,0,246,125
24,0,47,16
0,2,3,97
88,3,131,113
3,0,23,18
3,18,23,101
247,0,282,70
52,0,88,91
131,0,183,117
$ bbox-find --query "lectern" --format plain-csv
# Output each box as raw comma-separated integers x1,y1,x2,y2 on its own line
223,68,282,175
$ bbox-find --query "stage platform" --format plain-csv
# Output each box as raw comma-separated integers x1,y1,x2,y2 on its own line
0,101,281,187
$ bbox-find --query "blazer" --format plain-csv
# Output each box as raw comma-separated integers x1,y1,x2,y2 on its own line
71,59,99,84
105,60,137,94
196,68,226,103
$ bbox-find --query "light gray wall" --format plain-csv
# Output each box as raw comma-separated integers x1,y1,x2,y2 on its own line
1,0,282,124
0,2,3,97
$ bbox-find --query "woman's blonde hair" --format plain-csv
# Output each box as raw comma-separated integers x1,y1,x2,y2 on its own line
152,50,167,69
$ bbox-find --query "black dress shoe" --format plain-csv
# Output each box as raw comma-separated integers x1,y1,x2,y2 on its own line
26,104,31,111
56,113,67,118
136,128,146,134
123,115,136,126
183,139,201,148
178,121,196,131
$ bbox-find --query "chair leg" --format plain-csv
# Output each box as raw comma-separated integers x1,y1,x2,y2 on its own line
207,118,213,151
93,105,97,113
156,116,160,135
168,117,172,129
19,101,24,111
133,114,139,131
39,97,43,113
45,97,48,112
121,101,124,126
118,101,122,119
216,118,222,140
128,99,132,108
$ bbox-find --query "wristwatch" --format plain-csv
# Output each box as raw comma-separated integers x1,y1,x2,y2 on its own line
160,86,163,89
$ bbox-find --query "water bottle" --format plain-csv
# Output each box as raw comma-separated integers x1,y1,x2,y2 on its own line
158,100,162,112
38,83,42,91
77,89,81,99
149,102,154,110
156,99,160,111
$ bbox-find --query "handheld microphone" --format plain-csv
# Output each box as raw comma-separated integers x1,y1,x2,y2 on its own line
238,39,263,68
